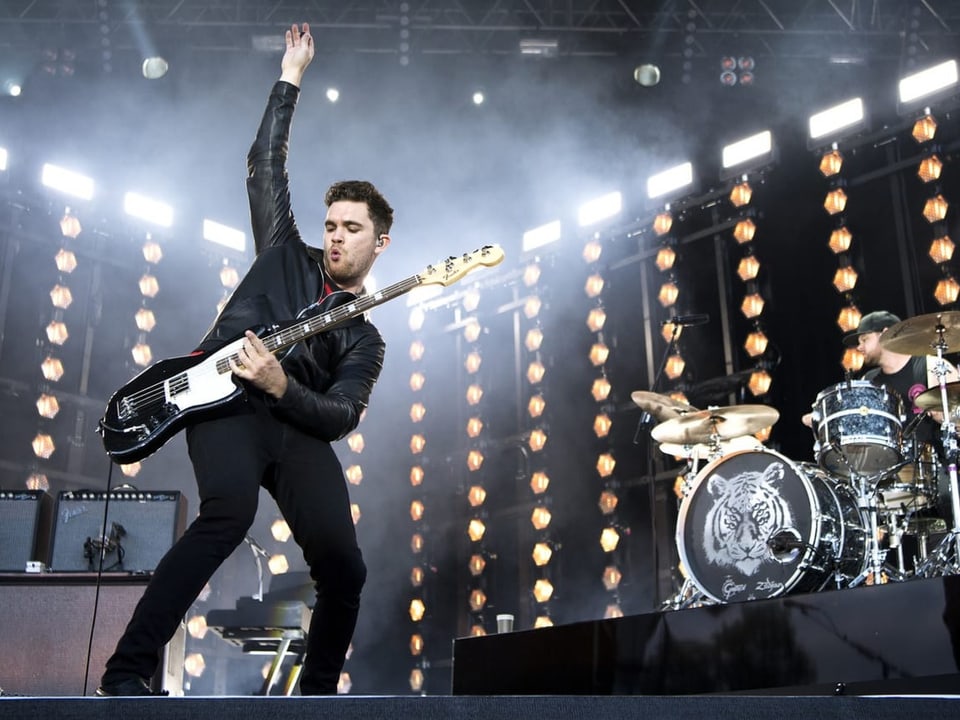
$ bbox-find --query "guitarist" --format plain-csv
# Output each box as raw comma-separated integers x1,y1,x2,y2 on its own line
98,22,391,696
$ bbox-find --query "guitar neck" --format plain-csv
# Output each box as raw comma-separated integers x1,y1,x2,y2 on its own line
216,274,421,373
211,245,505,374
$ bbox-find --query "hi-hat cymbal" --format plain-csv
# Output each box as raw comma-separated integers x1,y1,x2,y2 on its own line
631,390,696,421
914,381,960,412
659,434,763,460
651,404,780,445
879,311,960,356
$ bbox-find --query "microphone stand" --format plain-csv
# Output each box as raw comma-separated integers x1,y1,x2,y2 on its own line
640,323,684,608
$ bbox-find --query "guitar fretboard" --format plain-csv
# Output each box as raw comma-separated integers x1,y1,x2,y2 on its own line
213,274,423,375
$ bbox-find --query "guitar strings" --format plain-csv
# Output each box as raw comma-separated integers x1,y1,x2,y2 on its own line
118,275,423,416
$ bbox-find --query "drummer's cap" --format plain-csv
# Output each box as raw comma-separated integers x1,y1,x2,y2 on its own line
842,310,901,347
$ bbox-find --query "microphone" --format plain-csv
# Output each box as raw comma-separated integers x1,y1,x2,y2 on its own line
662,314,710,327
767,529,805,554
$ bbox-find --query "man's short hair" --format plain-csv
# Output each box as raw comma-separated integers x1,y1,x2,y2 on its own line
325,180,394,238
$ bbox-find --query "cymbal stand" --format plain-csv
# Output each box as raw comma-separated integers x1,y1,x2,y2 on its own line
847,470,895,587
916,326,960,576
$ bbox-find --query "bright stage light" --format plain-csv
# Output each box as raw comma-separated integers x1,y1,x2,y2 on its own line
522,220,561,253
0,147,7,171
41,163,94,200
578,191,621,227
721,130,773,174
124,192,173,227
647,162,693,200
898,59,958,106
203,219,246,253
808,98,865,145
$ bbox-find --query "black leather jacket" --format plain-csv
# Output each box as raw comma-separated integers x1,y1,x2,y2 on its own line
195,81,385,442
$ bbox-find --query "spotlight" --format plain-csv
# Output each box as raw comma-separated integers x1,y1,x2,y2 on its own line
326,87,340,103
141,56,169,80
633,64,660,87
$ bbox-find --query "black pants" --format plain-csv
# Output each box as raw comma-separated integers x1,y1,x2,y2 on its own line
102,398,366,694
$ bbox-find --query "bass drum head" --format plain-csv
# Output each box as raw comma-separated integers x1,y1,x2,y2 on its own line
677,449,853,604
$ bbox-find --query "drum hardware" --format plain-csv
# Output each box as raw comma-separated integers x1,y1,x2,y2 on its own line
846,470,904,587
881,312,960,577
660,576,715,611
882,509,910,580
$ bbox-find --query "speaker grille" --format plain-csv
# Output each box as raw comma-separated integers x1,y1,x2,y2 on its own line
50,490,186,573
0,490,53,571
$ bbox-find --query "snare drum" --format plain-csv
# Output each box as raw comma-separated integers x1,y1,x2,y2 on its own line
676,449,866,603
812,381,903,479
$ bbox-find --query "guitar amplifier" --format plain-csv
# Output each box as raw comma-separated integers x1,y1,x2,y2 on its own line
0,490,53,571
50,490,187,573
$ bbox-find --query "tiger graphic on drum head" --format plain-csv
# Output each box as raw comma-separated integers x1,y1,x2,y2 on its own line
702,460,794,577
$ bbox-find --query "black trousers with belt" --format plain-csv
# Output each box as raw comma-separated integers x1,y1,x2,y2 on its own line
102,397,367,695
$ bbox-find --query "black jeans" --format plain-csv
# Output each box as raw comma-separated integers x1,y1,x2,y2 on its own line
102,398,366,694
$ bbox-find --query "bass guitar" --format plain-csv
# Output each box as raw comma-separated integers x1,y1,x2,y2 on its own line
98,244,504,463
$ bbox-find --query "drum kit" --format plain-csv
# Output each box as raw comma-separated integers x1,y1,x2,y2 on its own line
635,311,960,609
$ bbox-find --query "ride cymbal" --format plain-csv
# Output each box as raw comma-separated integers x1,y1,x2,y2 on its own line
913,381,960,412
630,390,697,421
650,404,780,445
879,311,960,356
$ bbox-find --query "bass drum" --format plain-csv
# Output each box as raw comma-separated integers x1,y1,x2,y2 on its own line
676,449,866,604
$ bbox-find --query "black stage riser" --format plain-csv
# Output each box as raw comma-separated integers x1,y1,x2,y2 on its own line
452,576,960,695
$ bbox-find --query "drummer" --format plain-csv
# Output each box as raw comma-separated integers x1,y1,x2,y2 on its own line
803,310,958,430
844,311,957,414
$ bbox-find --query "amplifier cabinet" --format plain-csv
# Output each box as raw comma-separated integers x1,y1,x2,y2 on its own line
0,573,184,696
50,490,187,573
0,490,53,572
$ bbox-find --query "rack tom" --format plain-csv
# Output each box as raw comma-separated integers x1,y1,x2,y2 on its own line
812,380,903,479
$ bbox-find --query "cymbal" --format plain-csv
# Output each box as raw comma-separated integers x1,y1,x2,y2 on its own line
659,434,763,460
630,390,696,421
879,311,960,356
913,381,960,412
651,404,780,445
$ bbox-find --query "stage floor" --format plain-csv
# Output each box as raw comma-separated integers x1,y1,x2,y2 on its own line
1,694,959,720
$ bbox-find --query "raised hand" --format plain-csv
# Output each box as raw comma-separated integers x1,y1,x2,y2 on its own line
280,22,315,87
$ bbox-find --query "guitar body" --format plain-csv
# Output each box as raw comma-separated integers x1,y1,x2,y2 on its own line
99,345,247,464
97,245,505,464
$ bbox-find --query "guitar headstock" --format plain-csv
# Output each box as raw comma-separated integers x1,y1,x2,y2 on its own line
419,245,505,287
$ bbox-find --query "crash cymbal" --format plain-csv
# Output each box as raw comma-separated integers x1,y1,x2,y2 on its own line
651,404,780,445
913,381,960,412
659,434,764,460
879,311,960,356
630,390,697,421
